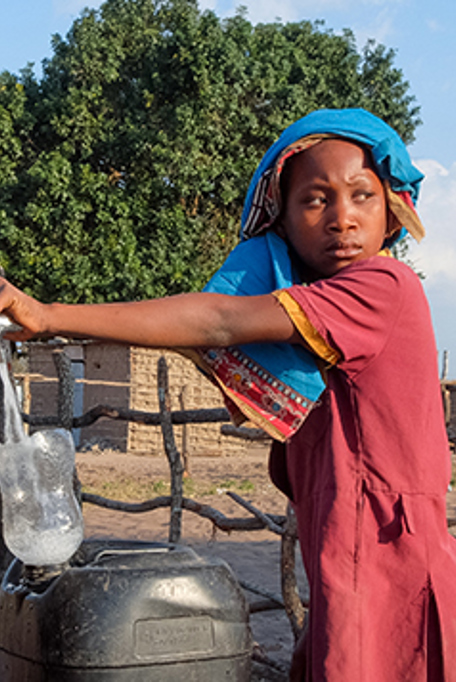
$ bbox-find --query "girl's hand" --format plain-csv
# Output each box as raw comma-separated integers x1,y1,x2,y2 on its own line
0,278,48,341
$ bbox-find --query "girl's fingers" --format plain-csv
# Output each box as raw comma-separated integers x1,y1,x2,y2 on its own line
0,278,45,339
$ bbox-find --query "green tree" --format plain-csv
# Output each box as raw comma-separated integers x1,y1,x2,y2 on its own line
0,0,421,302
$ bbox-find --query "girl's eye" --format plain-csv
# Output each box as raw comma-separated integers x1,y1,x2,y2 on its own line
305,196,327,207
354,190,374,202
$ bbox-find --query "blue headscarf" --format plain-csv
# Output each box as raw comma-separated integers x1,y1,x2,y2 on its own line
198,109,425,441
242,108,423,228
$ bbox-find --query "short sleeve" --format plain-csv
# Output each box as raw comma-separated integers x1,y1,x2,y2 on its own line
276,257,408,374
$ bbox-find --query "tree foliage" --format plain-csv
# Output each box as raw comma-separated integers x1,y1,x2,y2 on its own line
0,0,421,302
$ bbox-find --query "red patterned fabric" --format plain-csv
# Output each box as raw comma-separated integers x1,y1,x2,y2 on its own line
198,347,315,440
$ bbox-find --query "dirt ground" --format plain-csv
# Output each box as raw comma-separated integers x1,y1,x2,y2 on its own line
76,444,456,677
76,444,307,675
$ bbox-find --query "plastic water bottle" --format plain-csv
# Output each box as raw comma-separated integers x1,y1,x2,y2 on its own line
0,316,84,567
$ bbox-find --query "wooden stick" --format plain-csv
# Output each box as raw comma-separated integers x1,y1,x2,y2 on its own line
23,404,230,428
227,491,285,536
280,503,308,641
52,349,74,431
157,356,184,544
81,492,286,532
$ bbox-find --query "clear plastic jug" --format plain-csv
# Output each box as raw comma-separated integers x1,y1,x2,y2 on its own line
0,316,83,567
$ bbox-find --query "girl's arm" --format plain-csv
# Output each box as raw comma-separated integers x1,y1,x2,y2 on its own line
0,278,300,348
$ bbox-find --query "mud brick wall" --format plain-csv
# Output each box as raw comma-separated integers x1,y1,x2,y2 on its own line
27,344,60,428
128,348,247,457
25,343,247,457
80,344,130,451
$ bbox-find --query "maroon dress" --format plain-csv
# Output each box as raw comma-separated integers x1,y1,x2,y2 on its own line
276,256,456,681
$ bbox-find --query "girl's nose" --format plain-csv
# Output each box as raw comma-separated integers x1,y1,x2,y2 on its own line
327,198,357,232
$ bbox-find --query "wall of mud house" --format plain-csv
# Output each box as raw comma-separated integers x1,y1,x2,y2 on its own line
22,342,248,457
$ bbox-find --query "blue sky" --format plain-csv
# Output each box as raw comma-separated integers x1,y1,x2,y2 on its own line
2,0,456,376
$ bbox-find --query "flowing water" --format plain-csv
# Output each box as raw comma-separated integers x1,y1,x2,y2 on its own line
0,321,83,566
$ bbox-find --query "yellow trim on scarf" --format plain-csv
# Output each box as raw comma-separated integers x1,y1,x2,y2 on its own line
273,290,340,365
384,182,425,243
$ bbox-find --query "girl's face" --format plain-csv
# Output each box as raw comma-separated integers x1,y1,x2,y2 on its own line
281,139,388,280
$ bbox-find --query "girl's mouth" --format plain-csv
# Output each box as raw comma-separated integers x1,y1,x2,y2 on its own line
326,243,363,260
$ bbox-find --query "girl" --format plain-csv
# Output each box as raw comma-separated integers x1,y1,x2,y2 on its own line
0,109,454,681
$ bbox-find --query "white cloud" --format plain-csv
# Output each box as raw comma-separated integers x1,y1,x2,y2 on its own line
408,158,456,371
199,0,306,23
409,158,456,283
198,0,218,11
353,19,393,48
52,0,103,18
427,18,444,33
349,4,402,48
200,0,402,25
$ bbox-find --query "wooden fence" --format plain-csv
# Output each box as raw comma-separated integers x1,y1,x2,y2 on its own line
19,348,307,680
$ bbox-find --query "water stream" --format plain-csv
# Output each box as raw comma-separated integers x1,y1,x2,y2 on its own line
0,319,83,567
